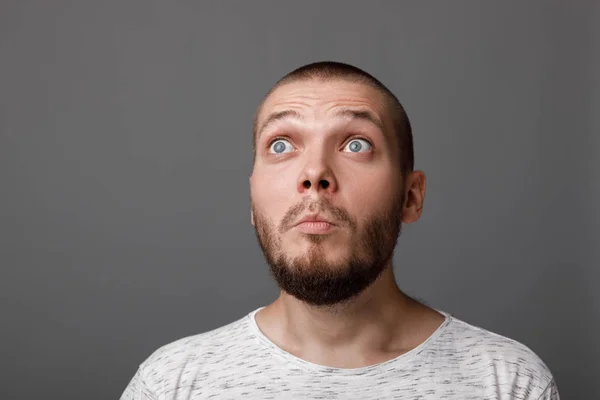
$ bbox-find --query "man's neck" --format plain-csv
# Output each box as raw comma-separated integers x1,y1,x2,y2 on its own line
255,265,444,368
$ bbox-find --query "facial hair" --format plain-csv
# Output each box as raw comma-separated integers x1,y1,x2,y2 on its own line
251,193,404,308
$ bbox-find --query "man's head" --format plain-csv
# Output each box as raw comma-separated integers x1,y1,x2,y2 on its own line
249,61,424,307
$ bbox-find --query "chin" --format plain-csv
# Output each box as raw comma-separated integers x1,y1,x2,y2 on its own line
298,250,351,266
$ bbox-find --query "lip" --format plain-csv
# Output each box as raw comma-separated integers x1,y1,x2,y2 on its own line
293,214,337,234
295,214,335,226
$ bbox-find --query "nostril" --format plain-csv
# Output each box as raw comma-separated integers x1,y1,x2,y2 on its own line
303,180,311,189
320,180,329,189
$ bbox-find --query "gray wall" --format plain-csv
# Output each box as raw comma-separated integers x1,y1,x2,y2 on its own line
1,1,597,398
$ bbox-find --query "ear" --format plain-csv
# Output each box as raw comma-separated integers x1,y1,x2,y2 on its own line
249,176,255,226
401,171,426,224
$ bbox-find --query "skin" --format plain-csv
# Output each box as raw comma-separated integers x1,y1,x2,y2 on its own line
249,78,445,369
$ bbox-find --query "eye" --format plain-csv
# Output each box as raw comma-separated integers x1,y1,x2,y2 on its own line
343,138,372,153
268,138,294,154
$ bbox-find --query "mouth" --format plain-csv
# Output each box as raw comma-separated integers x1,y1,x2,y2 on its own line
293,214,337,234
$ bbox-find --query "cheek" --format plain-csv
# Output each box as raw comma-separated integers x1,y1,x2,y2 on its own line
250,169,297,217
341,169,400,211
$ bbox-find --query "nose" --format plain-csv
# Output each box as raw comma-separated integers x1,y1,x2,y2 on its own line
297,154,338,195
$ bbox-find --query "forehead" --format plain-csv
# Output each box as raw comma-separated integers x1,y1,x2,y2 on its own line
257,79,389,124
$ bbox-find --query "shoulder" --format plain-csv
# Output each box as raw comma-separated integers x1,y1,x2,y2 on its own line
136,313,251,385
438,313,556,398
447,316,553,374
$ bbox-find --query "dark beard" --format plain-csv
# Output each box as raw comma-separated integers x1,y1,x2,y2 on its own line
252,194,404,307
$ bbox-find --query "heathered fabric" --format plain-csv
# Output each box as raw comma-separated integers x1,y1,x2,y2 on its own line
120,307,559,399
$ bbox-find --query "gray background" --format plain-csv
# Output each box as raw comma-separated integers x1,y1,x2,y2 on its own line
1,1,597,398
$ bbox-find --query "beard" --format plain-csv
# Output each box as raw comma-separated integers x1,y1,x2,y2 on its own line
251,192,404,308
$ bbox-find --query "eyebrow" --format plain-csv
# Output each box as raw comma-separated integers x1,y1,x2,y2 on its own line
257,108,385,140
334,108,384,132
256,110,303,139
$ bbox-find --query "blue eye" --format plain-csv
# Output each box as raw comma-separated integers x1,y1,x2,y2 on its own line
269,139,294,154
343,139,372,153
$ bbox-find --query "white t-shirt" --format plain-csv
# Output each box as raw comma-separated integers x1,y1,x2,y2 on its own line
120,307,559,399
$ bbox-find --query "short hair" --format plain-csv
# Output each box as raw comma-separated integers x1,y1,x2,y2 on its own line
252,61,415,178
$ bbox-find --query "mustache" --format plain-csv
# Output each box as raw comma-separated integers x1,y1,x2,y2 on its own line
278,197,357,234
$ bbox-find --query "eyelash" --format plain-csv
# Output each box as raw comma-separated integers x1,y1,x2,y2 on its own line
266,136,290,148
345,135,373,149
266,135,373,150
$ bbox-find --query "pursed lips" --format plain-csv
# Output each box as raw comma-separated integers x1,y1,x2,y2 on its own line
294,214,336,226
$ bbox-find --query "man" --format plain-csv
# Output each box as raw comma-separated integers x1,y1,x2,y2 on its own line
121,61,559,399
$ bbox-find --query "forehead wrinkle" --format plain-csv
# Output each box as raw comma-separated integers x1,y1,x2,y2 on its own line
257,82,392,140
256,96,315,136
